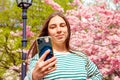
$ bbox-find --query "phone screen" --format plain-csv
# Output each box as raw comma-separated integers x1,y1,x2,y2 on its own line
37,36,53,61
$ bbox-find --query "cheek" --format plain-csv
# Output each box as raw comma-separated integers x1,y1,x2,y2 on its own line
48,30,55,36
66,31,69,37
64,28,69,35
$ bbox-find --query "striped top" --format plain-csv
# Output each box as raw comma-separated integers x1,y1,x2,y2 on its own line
24,51,102,80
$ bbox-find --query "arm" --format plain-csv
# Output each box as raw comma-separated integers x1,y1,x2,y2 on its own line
24,50,57,80
24,54,39,80
71,50,102,80
86,58,102,80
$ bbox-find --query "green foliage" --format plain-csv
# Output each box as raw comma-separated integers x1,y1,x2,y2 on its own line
0,27,22,77
54,0,73,11
0,1,21,29
27,0,54,32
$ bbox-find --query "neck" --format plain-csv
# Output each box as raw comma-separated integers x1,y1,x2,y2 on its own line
52,43,68,52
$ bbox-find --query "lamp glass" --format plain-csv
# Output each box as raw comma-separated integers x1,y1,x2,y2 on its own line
16,0,32,8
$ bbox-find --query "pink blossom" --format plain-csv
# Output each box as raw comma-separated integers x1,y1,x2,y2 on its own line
70,0,82,6
66,15,81,32
44,0,64,12
19,25,34,38
114,76,120,80
10,30,21,37
26,26,34,37
113,0,120,4
44,0,53,5
10,66,20,71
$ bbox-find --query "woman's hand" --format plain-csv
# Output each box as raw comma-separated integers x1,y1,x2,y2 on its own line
32,50,57,80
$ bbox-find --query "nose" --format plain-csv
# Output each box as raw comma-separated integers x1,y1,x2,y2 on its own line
56,26,62,33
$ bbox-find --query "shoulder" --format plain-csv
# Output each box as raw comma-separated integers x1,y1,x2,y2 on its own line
30,53,39,61
69,50,91,64
69,50,88,59
28,53,39,70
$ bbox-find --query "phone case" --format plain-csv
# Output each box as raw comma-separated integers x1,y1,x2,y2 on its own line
37,36,53,61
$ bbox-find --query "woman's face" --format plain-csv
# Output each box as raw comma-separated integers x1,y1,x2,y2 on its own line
48,15,68,45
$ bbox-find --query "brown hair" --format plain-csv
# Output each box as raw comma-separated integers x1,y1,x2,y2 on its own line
27,12,71,58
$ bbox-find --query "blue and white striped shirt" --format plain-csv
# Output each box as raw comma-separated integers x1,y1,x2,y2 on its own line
25,51,102,80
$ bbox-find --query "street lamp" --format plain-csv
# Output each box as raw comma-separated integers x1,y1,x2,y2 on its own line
16,0,32,80
16,0,32,8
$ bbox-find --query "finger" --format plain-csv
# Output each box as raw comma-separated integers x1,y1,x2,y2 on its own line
37,56,57,72
38,49,51,61
43,66,57,75
36,56,56,72
44,56,57,67
41,58,57,72
36,52,55,71
36,61,44,70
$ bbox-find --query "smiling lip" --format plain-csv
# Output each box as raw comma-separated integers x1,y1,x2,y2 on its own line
56,35,63,38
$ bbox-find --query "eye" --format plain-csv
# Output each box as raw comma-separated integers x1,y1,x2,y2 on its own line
60,23,66,27
49,24,56,29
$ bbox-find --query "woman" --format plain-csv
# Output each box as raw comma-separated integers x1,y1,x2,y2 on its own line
25,12,102,80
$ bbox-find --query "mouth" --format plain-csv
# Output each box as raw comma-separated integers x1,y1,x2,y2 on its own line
56,35,63,39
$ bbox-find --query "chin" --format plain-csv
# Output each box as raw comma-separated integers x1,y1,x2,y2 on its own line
57,40,66,43
52,38,66,43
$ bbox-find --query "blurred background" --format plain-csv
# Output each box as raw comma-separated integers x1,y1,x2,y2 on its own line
0,0,120,80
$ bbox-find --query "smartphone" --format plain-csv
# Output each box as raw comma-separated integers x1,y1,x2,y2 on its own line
37,36,54,61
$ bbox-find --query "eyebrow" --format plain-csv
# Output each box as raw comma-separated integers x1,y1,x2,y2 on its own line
49,22,66,25
49,24,56,27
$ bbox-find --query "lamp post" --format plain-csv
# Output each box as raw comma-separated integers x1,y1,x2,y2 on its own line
16,0,32,80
